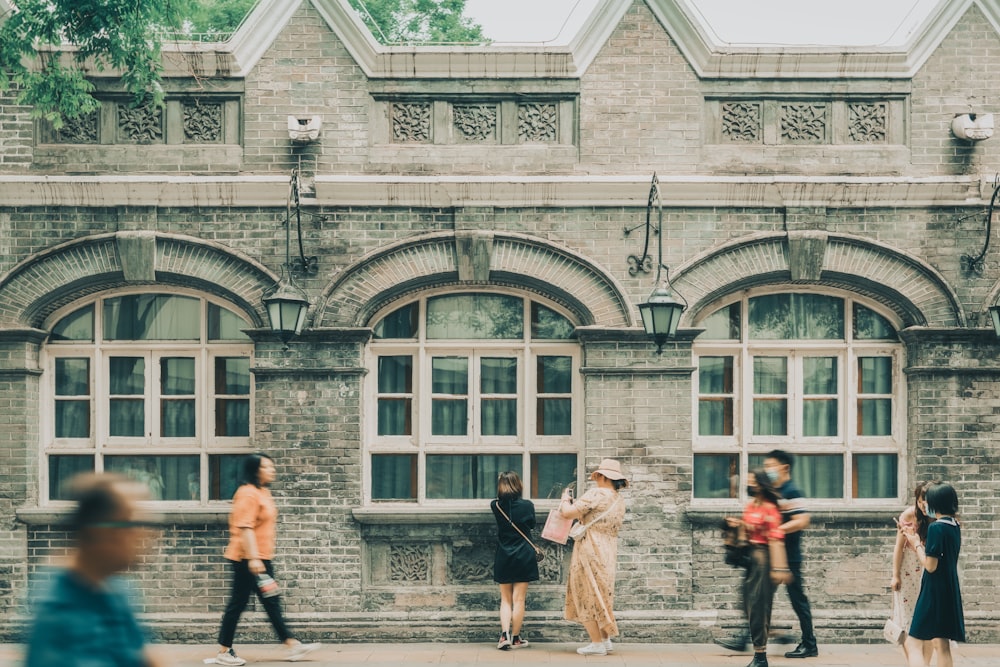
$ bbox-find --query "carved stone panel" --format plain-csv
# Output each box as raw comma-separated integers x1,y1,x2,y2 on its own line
848,103,887,144
118,102,164,144
451,543,493,583
721,102,761,143
453,104,497,142
518,103,558,143
389,544,432,582
780,103,827,143
392,103,432,143
56,110,99,144
183,100,223,143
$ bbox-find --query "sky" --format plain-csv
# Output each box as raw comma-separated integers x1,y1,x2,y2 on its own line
463,0,943,47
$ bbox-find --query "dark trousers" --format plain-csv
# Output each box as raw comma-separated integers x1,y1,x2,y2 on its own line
218,559,294,648
786,561,815,646
743,546,776,651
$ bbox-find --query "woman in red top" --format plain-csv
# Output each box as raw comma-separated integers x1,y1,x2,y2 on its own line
741,469,793,667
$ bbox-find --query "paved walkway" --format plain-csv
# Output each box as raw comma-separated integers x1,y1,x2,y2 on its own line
2,642,997,666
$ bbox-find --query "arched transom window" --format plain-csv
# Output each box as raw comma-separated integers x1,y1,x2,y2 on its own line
367,292,581,503
692,290,905,504
42,292,254,504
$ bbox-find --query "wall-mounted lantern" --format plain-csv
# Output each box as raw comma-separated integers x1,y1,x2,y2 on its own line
952,113,994,142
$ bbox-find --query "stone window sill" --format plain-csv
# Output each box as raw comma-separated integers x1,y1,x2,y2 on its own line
16,506,229,526
685,505,904,526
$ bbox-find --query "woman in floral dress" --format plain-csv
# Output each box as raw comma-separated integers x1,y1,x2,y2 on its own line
558,459,628,656
891,482,932,667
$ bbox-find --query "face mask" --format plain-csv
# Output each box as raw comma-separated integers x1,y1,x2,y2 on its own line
926,508,937,519
746,486,756,497
765,470,780,483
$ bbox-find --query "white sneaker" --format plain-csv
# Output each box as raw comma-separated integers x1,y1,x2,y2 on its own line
576,642,608,656
604,637,615,653
214,649,246,666
287,642,321,662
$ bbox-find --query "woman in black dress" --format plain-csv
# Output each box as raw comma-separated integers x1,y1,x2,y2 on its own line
490,471,539,650
902,482,964,667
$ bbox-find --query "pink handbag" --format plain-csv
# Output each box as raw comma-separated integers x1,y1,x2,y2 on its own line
540,508,573,545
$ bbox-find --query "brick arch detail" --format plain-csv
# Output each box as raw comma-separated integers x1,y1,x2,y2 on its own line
674,232,964,328
0,232,279,329
315,232,633,328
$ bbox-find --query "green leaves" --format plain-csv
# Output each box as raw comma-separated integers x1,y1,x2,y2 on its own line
348,0,486,44
0,0,188,125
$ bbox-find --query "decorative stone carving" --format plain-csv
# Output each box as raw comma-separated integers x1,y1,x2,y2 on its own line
848,103,887,143
780,103,827,143
389,544,431,582
518,103,557,142
538,545,563,581
392,103,431,143
56,110,99,144
453,105,497,142
183,101,223,143
721,102,761,143
451,544,493,583
118,102,163,144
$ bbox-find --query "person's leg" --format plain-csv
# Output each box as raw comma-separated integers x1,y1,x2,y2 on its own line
510,582,528,637
498,583,513,647
934,638,952,667
746,549,769,654
581,619,603,643
218,560,254,650
903,637,927,667
786,561,816,647
922,638,935,666
254,561,297,646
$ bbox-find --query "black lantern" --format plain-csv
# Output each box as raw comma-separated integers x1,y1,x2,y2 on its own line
263,169,312,347
264,280,309,345
989,304,1000,337
639,283,686,353
635,173,687,354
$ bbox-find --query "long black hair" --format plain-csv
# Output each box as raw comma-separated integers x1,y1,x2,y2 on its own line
239,453,274,488
749,468,782,506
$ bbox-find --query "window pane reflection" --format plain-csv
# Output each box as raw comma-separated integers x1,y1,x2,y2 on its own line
693,454,738,498
426,454,521,499
105,455,199,501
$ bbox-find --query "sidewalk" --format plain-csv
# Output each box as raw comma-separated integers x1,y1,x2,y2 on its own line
2,642,997,666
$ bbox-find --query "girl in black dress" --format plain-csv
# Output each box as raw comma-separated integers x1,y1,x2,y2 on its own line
902,482,964,667
490,471,539,650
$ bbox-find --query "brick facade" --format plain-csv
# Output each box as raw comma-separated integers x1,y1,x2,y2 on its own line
1,0,999,644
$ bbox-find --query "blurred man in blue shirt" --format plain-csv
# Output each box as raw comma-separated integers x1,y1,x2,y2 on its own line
25,473,164,667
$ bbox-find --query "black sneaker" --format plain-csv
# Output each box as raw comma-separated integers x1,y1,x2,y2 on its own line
497,632,511,650
510,635,529,649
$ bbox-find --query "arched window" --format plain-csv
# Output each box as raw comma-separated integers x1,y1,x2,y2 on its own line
43,292,254,504
366,291,580,503
692,290,904,503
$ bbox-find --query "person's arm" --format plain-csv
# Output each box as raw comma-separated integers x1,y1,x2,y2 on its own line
767,506,793,584
558,488,585,521
891,522,907,590
781,511,810,534
241,527,265,574
904,523,939,573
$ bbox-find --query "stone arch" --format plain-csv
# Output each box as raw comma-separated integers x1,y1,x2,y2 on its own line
315,231,633,328
674,232,964,328
0,232,279,329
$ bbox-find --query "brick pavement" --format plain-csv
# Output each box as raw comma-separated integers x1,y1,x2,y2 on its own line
1,642,997,667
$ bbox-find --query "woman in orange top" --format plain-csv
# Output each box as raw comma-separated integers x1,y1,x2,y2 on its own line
740,469,793,667
212,454,319,666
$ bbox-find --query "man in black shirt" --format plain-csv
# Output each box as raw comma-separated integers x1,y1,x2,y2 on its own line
764,450,818,659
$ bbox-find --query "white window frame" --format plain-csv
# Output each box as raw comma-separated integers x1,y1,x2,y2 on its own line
40,288,254,506
692,288,906,507
365,289,582,506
